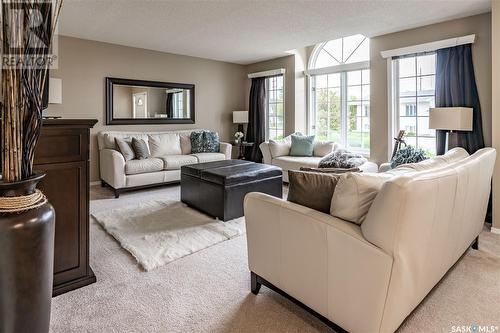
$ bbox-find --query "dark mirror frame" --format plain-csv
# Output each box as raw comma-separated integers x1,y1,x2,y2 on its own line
105,77,195,125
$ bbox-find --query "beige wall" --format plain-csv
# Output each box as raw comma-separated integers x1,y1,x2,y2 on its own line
492,3,500,231
47,36,247,181
245,55,295,136
370,13,492,165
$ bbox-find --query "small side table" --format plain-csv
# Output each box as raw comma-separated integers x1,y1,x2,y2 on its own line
232,142,254,159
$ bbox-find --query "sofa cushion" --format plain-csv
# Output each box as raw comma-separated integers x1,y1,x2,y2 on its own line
290,134,315,156
191,152,226,163
115,138,135,161
330,172,392,225
148,134,182,157
396,147,469,171
161,155,198,170
269,140,291,158
313,141,337,157
132,138,151,160
179,133,192,155
125,158,163,175
103,133,149,150
287,170,340,213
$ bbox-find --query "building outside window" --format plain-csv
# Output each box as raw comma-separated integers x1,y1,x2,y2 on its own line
265,75,284,140
392,53,436,155
308,34,370,154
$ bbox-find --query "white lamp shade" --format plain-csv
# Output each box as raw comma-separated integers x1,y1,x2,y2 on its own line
429,107,473,131
49,78,62,104
233,111,248,124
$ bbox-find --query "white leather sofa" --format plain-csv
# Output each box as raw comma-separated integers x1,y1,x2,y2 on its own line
97,130,231,197
259,140,378,182
245,147,496,333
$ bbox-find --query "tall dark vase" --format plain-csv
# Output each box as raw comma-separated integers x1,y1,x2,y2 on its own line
0,173,55,333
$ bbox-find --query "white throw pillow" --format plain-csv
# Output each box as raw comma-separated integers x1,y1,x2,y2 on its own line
313,141,337,157
148,134,182,157
179,133,192,155
330,172,393,225
269,140,291,158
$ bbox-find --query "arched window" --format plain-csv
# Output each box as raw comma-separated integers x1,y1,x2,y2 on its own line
308,35,370,153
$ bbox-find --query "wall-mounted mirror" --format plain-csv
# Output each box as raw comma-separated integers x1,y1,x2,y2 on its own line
106,77,195,125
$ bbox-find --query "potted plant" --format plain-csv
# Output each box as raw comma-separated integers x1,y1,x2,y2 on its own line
0,1,63,332
234,131,244,144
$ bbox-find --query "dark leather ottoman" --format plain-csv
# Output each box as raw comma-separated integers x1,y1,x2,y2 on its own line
181,160,282,221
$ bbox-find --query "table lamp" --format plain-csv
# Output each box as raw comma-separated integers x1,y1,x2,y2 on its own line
233,111,248,135
429,107,473,152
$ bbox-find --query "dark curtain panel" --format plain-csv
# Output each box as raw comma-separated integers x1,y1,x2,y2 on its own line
166,93,174,118
435,44,484,155
245,77,267,162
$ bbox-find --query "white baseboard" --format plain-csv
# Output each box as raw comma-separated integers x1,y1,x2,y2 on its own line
491,227,500,235
90,181,101,186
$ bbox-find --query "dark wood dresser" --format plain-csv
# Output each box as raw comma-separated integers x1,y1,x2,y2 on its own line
34,119,98,296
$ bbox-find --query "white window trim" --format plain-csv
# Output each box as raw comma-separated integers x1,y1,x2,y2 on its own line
264,74,285,141
304,61,369,76
380,34,475,59
248,68,285,79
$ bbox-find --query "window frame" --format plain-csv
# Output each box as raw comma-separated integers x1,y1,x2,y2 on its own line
307,35,370,155
390,52,436,157
264,74,285,141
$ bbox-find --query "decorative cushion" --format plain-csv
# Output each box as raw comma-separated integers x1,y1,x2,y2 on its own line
330,172,392,225
132,138,151,160
125,158,163,175
190,153,226,163
287,170,340,213
190,131,220,153
290,134,315,157
319,149,367,168
269,140,291,158
115,138,135,161
313,141,336,157
148,134,182,157
390,146,427,169
179,133,192,155
160,155,198,170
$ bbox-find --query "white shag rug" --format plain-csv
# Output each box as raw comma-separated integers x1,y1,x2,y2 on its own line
92,199,245,271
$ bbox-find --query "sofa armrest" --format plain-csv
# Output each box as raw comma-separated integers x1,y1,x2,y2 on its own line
99,149,126,189
219,142,232,159
259,142,272,164
244,192,393,333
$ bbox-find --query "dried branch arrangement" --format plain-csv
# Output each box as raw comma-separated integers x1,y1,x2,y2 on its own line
0,0,63,182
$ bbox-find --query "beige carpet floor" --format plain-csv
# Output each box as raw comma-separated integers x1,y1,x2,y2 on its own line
50,185,500,333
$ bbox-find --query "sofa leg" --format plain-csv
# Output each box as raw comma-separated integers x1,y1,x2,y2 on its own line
101,180,106,188
472,236,479,250
114,189,120,199
251,272,261,295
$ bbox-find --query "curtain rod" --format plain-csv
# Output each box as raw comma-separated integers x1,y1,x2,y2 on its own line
248,68,286,79
380,34,476,59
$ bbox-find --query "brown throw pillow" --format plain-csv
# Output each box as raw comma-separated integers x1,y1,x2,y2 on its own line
132,138,150,160
287,170,340,213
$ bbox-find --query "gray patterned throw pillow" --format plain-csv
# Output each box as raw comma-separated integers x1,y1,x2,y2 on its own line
115,137,135,161
190,131,220,153
132,138,150,160
318,149,367,169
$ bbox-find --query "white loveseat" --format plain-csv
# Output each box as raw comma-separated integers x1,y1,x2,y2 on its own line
97,130,231,197
259,139,378,182
245,147,496,333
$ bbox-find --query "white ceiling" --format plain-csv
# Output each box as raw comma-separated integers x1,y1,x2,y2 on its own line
59,0,491,65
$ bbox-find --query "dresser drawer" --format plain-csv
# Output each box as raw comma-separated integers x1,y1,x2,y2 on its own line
34,128,89,164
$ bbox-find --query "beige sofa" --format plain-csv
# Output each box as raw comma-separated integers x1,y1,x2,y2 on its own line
245,147,496,333
259,139,378,182
97,130,231,197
